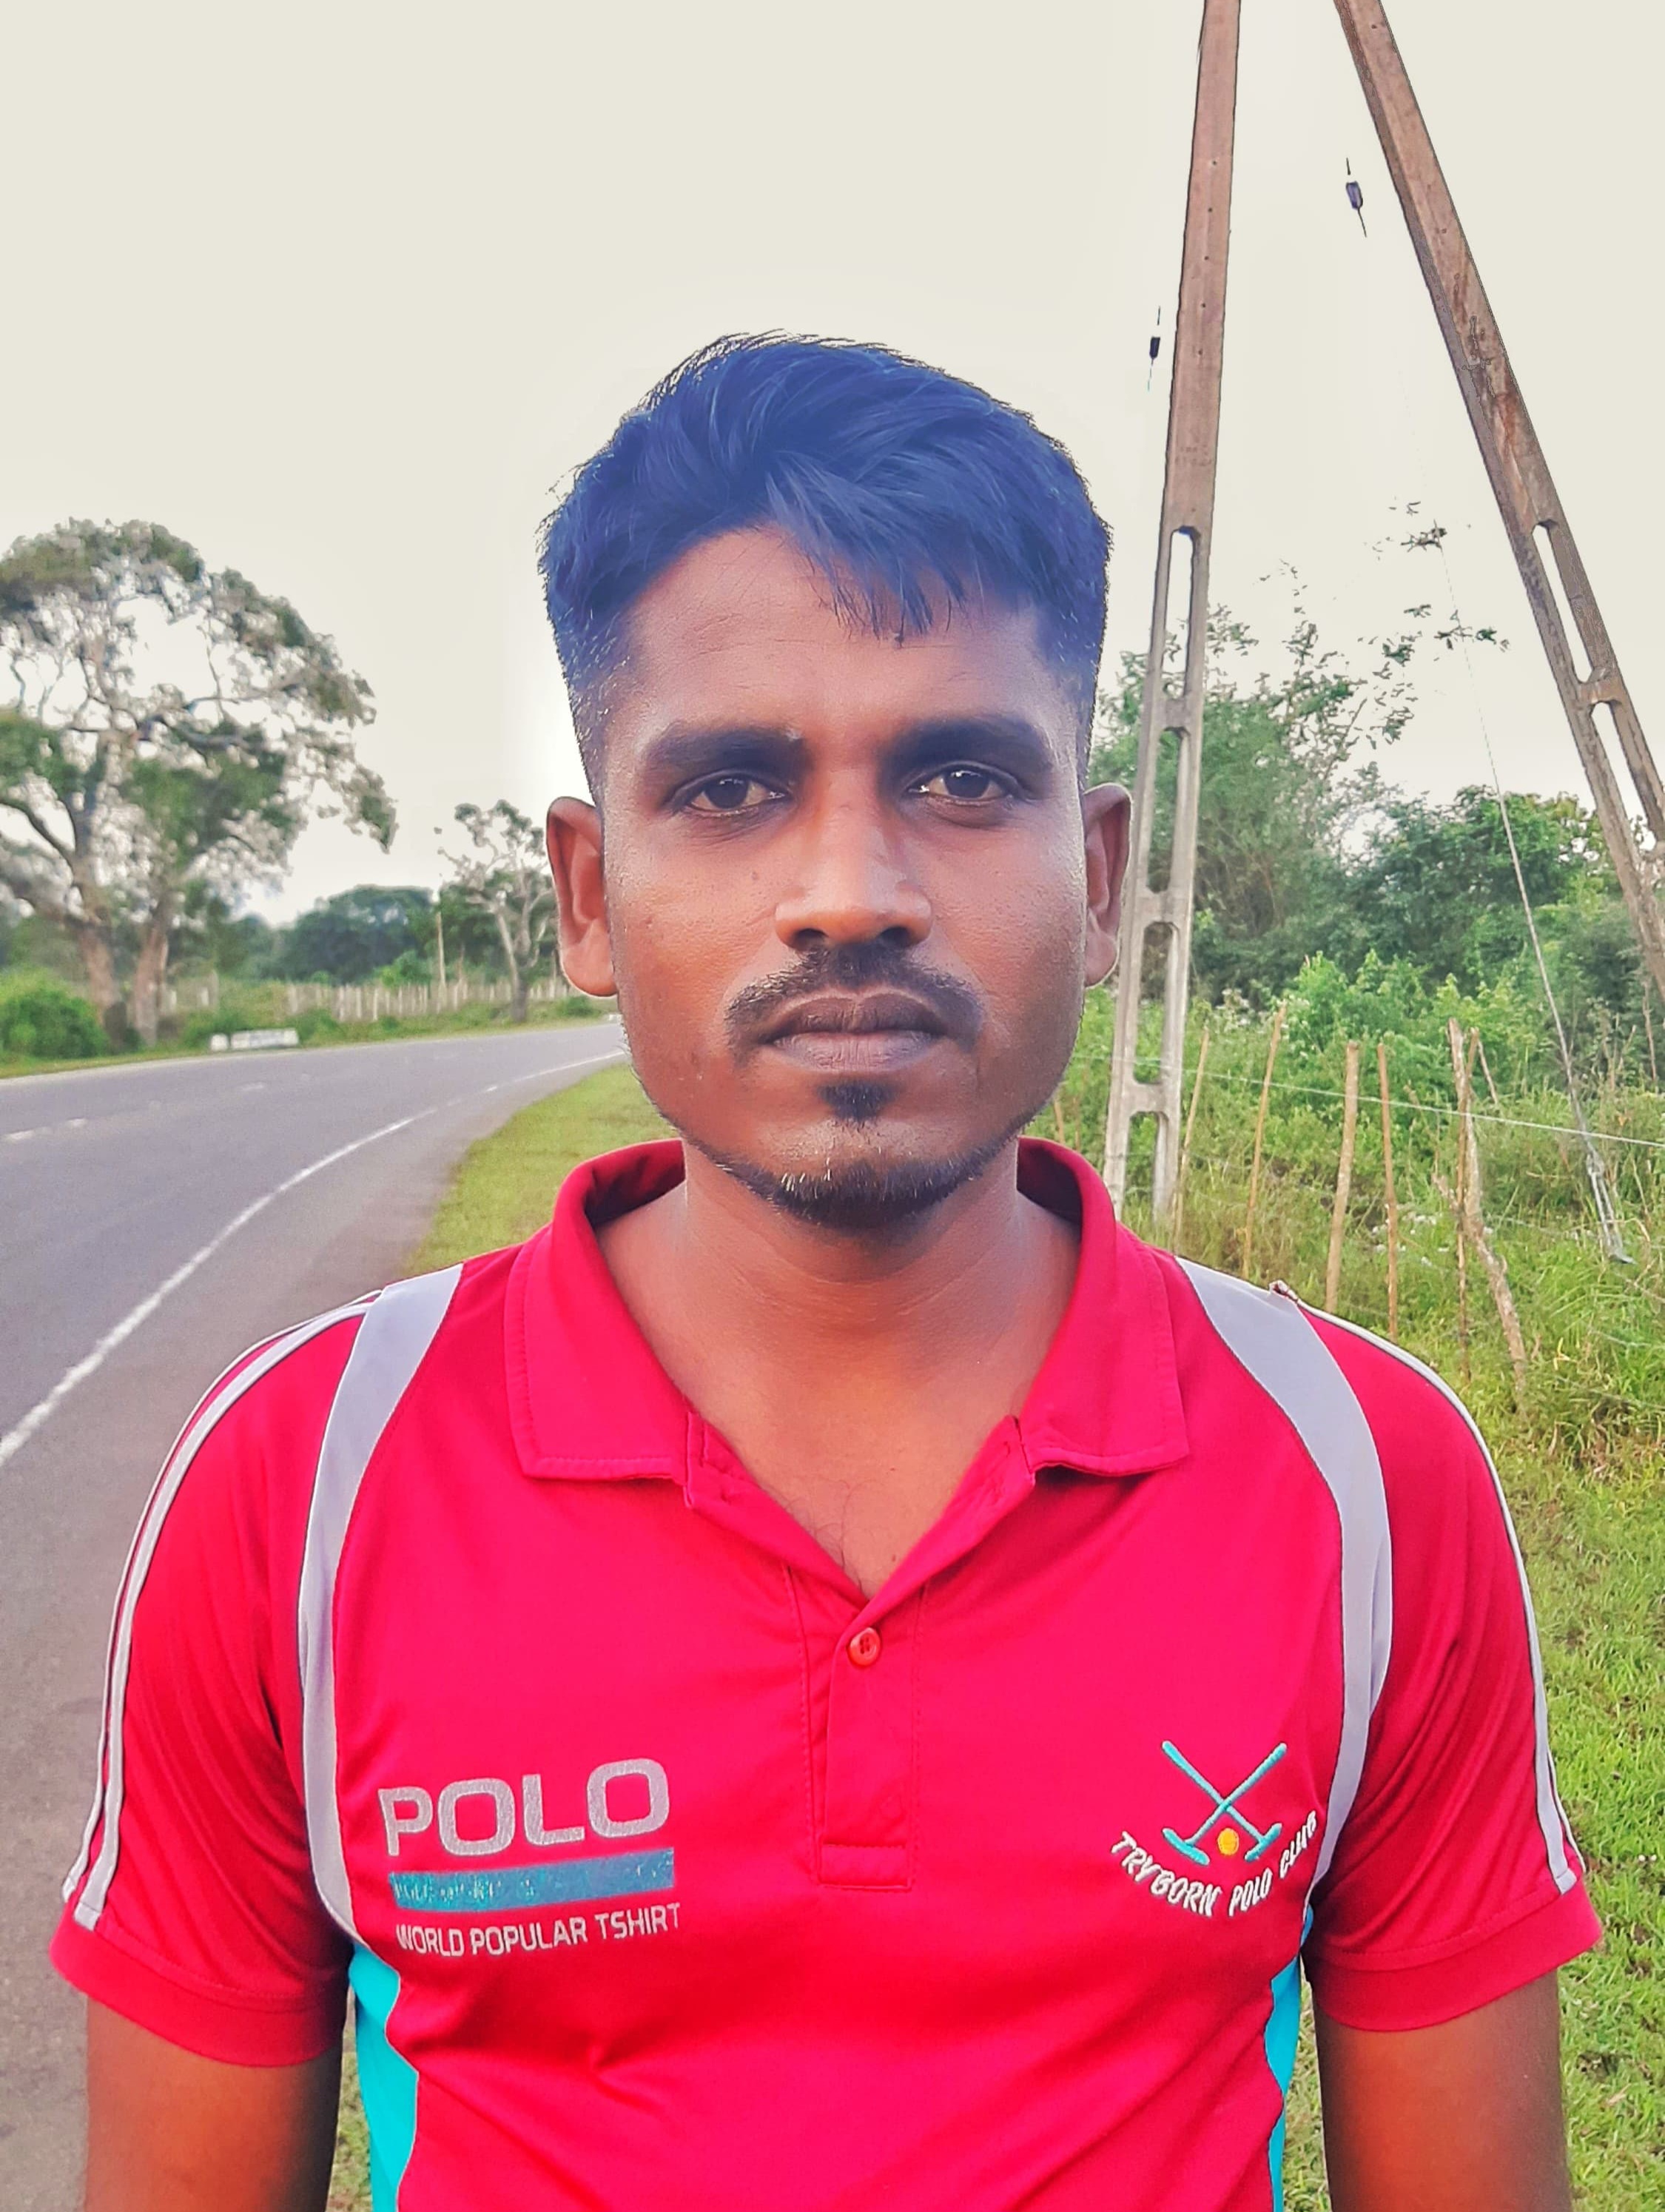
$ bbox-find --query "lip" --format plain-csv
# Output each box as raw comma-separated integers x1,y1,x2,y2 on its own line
758,992,951,1045
767,1028,945,1073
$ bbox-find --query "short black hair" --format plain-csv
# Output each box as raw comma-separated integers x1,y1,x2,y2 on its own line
538,334,1111,780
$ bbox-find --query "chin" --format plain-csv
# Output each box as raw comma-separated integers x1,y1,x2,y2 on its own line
692,1114,1029,1237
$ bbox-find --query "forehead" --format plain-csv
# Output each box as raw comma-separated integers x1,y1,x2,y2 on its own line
600,526,1077,747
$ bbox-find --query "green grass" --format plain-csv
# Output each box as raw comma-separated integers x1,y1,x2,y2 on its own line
0,989,610,1080
411,1063,668,1268
330,1037,1662,2209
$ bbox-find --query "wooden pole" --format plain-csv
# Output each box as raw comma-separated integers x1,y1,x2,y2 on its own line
1377,1041,1399,1342
1242,1002,1285,1280
1332,0,1665,1004
1447,1019,1530,1409
1325,1041,1361,1311
1447,1019,1473,1385
1473,1033,1501,1108
1173,1018,1213,1253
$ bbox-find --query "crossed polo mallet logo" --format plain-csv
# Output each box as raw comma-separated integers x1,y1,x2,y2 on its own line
1160,1739,1288,1867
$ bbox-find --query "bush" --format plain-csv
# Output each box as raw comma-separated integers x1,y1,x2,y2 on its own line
295,1009,344,1044
0,981,107,1060
176,1004,250,1049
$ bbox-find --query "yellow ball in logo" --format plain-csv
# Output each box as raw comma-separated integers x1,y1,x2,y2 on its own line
1217,1828,1241,1857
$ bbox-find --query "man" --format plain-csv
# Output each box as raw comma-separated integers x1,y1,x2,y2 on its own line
57,336,1596,2211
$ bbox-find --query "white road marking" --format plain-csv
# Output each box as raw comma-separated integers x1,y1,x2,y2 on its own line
0,1038,626,1473
5,1114,89,1142
0,1112,427,1473
505,1049,623,1084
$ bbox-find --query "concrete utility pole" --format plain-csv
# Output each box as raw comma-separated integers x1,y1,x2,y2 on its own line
1331,0,1665,1004
1103,0,1241,1217
1106,0,1665,1220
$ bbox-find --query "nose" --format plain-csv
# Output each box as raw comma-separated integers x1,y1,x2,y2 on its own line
773,802,933,953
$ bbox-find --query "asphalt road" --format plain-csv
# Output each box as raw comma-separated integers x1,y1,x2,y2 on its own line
0,1019,627,2208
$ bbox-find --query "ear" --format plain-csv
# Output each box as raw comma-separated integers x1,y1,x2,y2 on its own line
547,798,615,997
1081,781,1131,988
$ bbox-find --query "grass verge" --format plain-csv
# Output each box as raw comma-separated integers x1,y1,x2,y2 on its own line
332,1054,1660,2209
0,995,611,1083
410,1064,668,1269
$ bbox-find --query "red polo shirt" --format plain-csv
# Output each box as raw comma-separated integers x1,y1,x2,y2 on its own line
56,1140,1597,2211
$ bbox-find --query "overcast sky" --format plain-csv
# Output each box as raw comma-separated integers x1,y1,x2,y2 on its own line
7,0,1661,916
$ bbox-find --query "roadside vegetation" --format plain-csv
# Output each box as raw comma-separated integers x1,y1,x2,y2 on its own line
0,967,610,1080
411,1064,667,1268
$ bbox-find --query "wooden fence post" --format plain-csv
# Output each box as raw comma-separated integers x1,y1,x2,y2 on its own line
1377,1042,1399,1342
1172,1018,1212,1254
1473,1033,1501,1107
1325,1041,1361,1311
1242,1002,1285,1280
1445,1018,1530,1410
1447,1020,1474,1385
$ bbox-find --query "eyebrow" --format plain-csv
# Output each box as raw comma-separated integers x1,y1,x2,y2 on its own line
888,715,1057,781
637,725,804,786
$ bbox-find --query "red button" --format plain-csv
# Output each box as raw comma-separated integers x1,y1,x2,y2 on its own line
848,1627,882,1669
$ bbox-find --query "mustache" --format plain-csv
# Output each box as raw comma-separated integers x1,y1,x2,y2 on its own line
724,941,984,1052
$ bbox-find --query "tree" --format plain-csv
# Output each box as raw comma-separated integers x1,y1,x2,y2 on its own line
277,884,434,982
1349,787,1611,991
1090,599,1427,1001
180,894,280,980
440,801,557,1023
0,520,392,1042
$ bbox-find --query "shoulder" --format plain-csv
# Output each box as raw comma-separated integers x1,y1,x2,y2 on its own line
1301,1305,1510,1553
150,1242,528,1542
1158,1257,1503,1550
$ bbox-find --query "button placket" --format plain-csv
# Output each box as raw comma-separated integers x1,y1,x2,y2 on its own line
818,1595,922,1889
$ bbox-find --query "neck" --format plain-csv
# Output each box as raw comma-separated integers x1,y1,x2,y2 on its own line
631,1138,1052,1377
596,1136,1080,1595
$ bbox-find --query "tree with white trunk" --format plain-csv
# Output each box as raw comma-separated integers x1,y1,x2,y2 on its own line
440,801,559,1025
0,520,392,1043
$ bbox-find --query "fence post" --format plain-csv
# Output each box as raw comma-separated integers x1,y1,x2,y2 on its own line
1377,1042,1399,1342
1325,1041,1361,1311
1446,1019,1530,1411
1173,1017,1212,1254
1241,1002,1285,1280
1448,1021,1476,1385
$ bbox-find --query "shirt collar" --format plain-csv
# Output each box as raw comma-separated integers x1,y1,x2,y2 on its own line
506,1137,1188,1485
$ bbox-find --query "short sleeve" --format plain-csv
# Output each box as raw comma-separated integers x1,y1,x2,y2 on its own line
52,1323,358,2065
1302,1322,1600,2031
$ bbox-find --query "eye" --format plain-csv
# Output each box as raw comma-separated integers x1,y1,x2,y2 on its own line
683,773,781,815
912,764,1015,804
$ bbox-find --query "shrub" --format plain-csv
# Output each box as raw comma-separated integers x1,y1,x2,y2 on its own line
178,999,272,1049
0,981,107,1060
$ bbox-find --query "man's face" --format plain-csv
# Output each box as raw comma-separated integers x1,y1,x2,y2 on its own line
549,525,1128,1231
